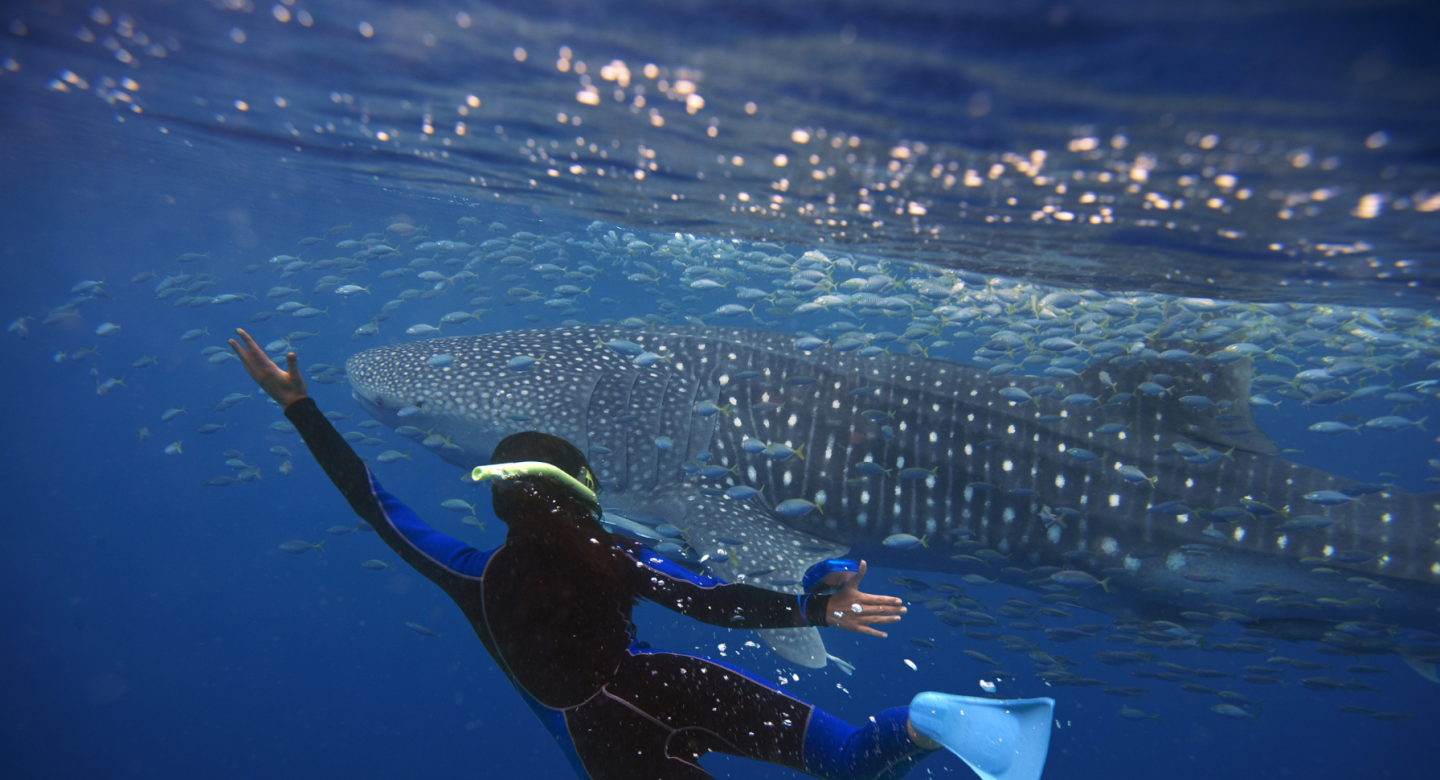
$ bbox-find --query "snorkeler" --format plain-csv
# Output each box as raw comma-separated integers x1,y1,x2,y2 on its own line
229,328,1055,780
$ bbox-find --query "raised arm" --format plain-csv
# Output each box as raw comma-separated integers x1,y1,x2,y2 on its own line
229,329,492,611
622,541,904,636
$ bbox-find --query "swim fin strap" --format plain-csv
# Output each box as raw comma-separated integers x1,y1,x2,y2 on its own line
908,692,1056,780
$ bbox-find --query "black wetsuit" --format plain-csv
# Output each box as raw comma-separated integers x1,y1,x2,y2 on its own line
288,397,930,780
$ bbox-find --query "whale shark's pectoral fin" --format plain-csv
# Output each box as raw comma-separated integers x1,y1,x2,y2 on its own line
753,626,830,669
1399,645,1440,683
605,485,849,669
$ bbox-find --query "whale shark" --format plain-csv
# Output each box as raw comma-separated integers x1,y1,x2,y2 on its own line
345,325,1440,675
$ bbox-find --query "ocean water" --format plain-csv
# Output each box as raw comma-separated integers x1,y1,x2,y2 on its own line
2,1,1438,779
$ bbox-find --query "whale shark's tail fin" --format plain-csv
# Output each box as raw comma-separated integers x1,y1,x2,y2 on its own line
909,693,1056,780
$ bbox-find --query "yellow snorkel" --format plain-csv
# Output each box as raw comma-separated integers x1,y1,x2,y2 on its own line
471,461,600,507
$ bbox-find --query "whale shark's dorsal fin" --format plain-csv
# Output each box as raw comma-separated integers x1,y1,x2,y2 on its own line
606,484,848,669
1074,348,1279,457
1169,354,1279,456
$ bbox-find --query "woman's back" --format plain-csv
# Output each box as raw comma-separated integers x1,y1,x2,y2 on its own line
480,532,640,709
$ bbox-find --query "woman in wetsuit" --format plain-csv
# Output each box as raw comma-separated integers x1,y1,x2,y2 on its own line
230,328,1055,780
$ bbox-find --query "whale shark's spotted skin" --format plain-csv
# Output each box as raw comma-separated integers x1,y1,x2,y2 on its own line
347,325,1440,665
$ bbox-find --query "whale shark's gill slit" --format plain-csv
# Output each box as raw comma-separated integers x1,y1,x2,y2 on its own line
632,363,673,493
654,365,690,491
655,351,695,481
796,380,823,517
619,368,648,492
625,367,666,493
585,338,638,492
683,333,719,468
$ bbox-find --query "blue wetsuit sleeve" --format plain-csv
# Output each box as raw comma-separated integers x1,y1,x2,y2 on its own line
285,397,494,605
622,541,832,629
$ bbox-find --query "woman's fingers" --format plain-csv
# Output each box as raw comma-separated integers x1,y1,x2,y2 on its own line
836,601,905,638
830,559,908,639
230,330,260,366
285,352,300,379
858,604,905,616
228,339,259,379
839,618,900,637
232,330,278,374
861,604,904,615
854,593,905,615
239,330,272,366
234,328,256,354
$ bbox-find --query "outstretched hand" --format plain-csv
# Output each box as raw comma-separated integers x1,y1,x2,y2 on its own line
229,328,308,408
825,561,906,638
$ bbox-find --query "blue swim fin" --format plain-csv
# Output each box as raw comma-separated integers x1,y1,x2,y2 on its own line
909,692,1055,780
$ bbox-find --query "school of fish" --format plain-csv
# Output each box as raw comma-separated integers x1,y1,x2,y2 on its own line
15,213,1440,727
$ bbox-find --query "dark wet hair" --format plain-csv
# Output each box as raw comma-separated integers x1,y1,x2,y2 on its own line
489,432,603,527
487,431,632,599
490,431,592,477
489,434,601,526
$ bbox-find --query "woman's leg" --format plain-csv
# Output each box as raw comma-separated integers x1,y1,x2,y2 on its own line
606,648,933,780
802,706,931,780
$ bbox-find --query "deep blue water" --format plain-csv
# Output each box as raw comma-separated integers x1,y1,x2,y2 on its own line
3,2,1438,779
